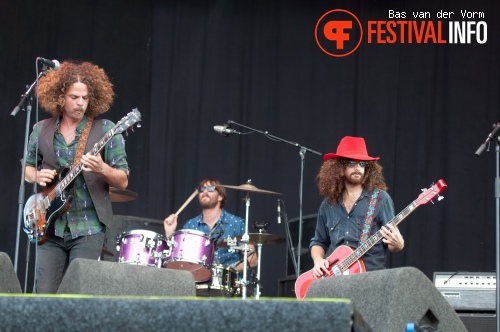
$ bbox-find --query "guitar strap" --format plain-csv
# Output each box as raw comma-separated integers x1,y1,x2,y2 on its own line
73,116,93,166
359,189,380,245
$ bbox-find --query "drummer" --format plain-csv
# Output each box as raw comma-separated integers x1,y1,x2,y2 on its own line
163,178,258,274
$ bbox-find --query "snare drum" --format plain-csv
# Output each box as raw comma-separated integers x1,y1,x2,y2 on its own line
196,264,239,297
164,229,215,282
116,229,169,266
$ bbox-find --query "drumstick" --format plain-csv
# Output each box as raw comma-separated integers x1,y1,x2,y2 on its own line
175,189,198,216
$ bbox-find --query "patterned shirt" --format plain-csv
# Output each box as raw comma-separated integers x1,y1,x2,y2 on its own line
183,209,246,267
26,115,128,239
310,189,395,271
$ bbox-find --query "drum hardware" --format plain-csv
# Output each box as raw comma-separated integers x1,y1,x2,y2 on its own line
152,249,171,268
253,221,270,230
217,233,285,248
219,180,281,299
254,228,284,299
196,264,240,297
116,229,169,266
101,247,114,257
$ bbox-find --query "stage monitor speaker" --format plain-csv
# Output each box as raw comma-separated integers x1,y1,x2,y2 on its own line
102,215,165,261
0,297,356,331
286,213,317,276
57,258,196,296
305,266,467,332
0,252,22,293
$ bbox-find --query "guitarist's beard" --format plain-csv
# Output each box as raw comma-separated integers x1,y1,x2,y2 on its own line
344,172,364,185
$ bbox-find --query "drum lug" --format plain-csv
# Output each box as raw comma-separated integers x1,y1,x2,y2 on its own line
135,253,142,264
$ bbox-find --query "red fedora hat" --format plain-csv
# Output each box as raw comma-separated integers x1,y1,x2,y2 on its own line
323,136,379,161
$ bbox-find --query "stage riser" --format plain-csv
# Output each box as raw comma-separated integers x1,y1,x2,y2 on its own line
305,267,467,332
0,297,355,332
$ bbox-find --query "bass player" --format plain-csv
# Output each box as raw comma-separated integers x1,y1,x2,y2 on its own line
310,136,405,279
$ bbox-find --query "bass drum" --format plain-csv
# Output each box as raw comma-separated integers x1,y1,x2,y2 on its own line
196,264,239,297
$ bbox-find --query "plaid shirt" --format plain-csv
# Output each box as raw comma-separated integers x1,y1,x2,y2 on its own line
26,115,128,239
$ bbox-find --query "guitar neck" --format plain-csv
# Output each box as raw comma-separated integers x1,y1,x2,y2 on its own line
54,129,116,195
340,200,419,272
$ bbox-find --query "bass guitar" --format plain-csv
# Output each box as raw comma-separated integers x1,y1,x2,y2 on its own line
23,108,141,244
294,179,447,300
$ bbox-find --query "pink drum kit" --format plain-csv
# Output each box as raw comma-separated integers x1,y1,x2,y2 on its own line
111,182,285,298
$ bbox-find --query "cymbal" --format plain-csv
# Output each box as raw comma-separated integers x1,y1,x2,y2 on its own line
109,187,138,202
220,183,281,195
217,233,285,247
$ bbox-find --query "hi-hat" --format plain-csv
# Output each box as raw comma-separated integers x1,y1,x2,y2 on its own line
109,187,138,202
217,233,285,247
220,183,281,195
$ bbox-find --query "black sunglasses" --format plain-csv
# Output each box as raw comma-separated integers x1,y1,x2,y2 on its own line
347,161,367,168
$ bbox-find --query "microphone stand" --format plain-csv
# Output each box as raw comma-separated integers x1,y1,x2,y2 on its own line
226,120,321,277
11,69,47,291
474,122,500,332
280,200,299,277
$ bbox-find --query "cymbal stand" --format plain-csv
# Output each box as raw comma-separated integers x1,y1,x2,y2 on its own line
251,222,268,299
255,242,263,299
240,189,252,299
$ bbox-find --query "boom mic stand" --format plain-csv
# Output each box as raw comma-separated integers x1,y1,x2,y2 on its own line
11,69,47,285
474,122,500,332
225,120,321,276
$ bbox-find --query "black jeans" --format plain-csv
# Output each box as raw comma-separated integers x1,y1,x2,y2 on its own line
34,226,105,294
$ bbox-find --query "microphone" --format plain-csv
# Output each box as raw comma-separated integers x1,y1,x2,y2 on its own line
277,199,281,224
475,122,500,157
37,57,60,70
214,125,241,136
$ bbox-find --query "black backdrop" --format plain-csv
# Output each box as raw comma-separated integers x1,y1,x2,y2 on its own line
1,0,498,296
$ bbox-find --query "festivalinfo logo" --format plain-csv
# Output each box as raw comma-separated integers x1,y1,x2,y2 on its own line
315,8,488,57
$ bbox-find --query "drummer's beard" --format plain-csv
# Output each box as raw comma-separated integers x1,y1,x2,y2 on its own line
199,195,219,209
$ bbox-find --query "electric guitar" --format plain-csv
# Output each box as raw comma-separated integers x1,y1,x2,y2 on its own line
294,179,447,300
23,108,141,244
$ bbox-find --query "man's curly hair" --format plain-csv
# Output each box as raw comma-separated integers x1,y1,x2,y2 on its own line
316,158,388,204
37,61,114,117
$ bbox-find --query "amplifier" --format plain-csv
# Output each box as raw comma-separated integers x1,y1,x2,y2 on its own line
433,272,496,312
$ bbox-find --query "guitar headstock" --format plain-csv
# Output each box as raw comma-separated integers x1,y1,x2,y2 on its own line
113,108,142,134
416,179,447,206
